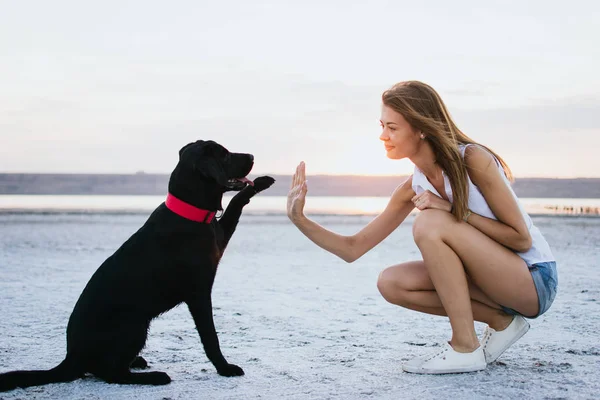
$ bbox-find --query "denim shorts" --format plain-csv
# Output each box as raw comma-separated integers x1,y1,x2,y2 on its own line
501,261,558,319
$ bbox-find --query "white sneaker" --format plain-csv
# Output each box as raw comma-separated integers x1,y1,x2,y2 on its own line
481,315,530,363
402,342,487,374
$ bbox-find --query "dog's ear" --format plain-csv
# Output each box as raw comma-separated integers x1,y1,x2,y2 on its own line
179,141,200,159
178,140,228,185
179,143,193,159
195,158,228,186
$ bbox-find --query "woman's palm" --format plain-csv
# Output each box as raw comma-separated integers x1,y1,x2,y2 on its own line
287,162,308,220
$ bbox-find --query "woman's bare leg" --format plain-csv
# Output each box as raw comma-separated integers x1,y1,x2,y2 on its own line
377,209,538,352
377,261,513,329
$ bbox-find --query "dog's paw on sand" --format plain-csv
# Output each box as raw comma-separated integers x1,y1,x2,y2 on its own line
217,363,245,377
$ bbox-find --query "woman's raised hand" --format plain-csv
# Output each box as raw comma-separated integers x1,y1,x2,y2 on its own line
287,161,308,223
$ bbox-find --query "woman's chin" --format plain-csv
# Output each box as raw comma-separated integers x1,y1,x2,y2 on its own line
385,151,401,160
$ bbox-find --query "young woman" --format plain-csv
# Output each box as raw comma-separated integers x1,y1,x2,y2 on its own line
286,81,557,374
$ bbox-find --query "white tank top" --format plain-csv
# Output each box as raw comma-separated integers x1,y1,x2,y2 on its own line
411,144,554,266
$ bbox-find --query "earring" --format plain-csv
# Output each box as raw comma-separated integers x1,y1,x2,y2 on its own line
420,134,425,140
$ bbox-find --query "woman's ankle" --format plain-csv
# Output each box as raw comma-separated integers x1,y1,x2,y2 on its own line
449,341,480,353
488,312,514,331
450,333,480,353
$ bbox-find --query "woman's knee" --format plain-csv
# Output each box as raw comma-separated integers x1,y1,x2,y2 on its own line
376,267,412,306
412,209,454,244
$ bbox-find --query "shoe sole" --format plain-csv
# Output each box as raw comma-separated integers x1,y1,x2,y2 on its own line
485,319,531,363
402,363,487,374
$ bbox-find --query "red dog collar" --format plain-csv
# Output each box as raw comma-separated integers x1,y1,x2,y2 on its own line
165,193,216,223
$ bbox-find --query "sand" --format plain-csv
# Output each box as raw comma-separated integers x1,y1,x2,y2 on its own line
0,213,599,400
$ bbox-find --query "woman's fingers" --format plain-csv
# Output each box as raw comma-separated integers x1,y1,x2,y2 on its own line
411,191,425,203
300,181,308,197
292,163,299,188
291,162,306,189
298,161,306,185
411,193,422,205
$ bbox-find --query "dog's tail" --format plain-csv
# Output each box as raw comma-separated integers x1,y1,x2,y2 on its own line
0,357,82,392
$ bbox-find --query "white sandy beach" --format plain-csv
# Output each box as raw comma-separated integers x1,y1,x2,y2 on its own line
0,212,599,400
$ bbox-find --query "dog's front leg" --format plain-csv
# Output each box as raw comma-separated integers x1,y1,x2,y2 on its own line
219,176,275,248
186,294,244,377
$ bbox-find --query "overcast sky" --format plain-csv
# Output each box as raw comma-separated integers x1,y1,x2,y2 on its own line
1,0,599,177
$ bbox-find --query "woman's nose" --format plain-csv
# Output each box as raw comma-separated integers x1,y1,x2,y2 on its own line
379,130,389,141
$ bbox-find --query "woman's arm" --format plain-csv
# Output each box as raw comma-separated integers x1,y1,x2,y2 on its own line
464,146,532,252
288,162,415,263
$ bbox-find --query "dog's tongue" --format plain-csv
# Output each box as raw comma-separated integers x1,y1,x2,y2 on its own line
237,177,254,186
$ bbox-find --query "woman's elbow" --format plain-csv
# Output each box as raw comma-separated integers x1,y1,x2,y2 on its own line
341,237,360,263
341,253,357,263
341,247,359,263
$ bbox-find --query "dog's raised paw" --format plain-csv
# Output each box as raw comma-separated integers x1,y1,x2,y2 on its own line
217,363,245,377
253,176,275,192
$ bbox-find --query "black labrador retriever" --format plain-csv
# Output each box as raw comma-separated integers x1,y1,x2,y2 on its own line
0,139,275,392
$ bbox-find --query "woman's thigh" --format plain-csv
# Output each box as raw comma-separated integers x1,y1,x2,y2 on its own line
412,209,539,316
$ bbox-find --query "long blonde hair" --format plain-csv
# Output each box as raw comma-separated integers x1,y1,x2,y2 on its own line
382,81,512,221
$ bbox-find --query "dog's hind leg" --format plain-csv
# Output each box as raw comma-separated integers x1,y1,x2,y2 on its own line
91,351,170,386
130,356,149,370
89,321,161,383
91,351,170,385
95,368,171,385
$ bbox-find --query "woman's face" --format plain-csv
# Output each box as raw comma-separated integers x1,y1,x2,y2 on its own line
379,105,421,160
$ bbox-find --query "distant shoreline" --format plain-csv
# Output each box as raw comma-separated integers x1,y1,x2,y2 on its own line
1,173,600,198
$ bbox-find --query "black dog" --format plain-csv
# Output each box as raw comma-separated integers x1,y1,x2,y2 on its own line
0,140,275,391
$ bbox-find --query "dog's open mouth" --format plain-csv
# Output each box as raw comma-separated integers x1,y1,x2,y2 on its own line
225,177,254,190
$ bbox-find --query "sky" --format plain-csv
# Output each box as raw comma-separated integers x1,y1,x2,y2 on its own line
1,0,599,178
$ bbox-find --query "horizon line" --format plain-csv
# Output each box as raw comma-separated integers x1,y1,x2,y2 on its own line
1,171,600,180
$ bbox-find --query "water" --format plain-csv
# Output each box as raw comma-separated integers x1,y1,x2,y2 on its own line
0,195,599,216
